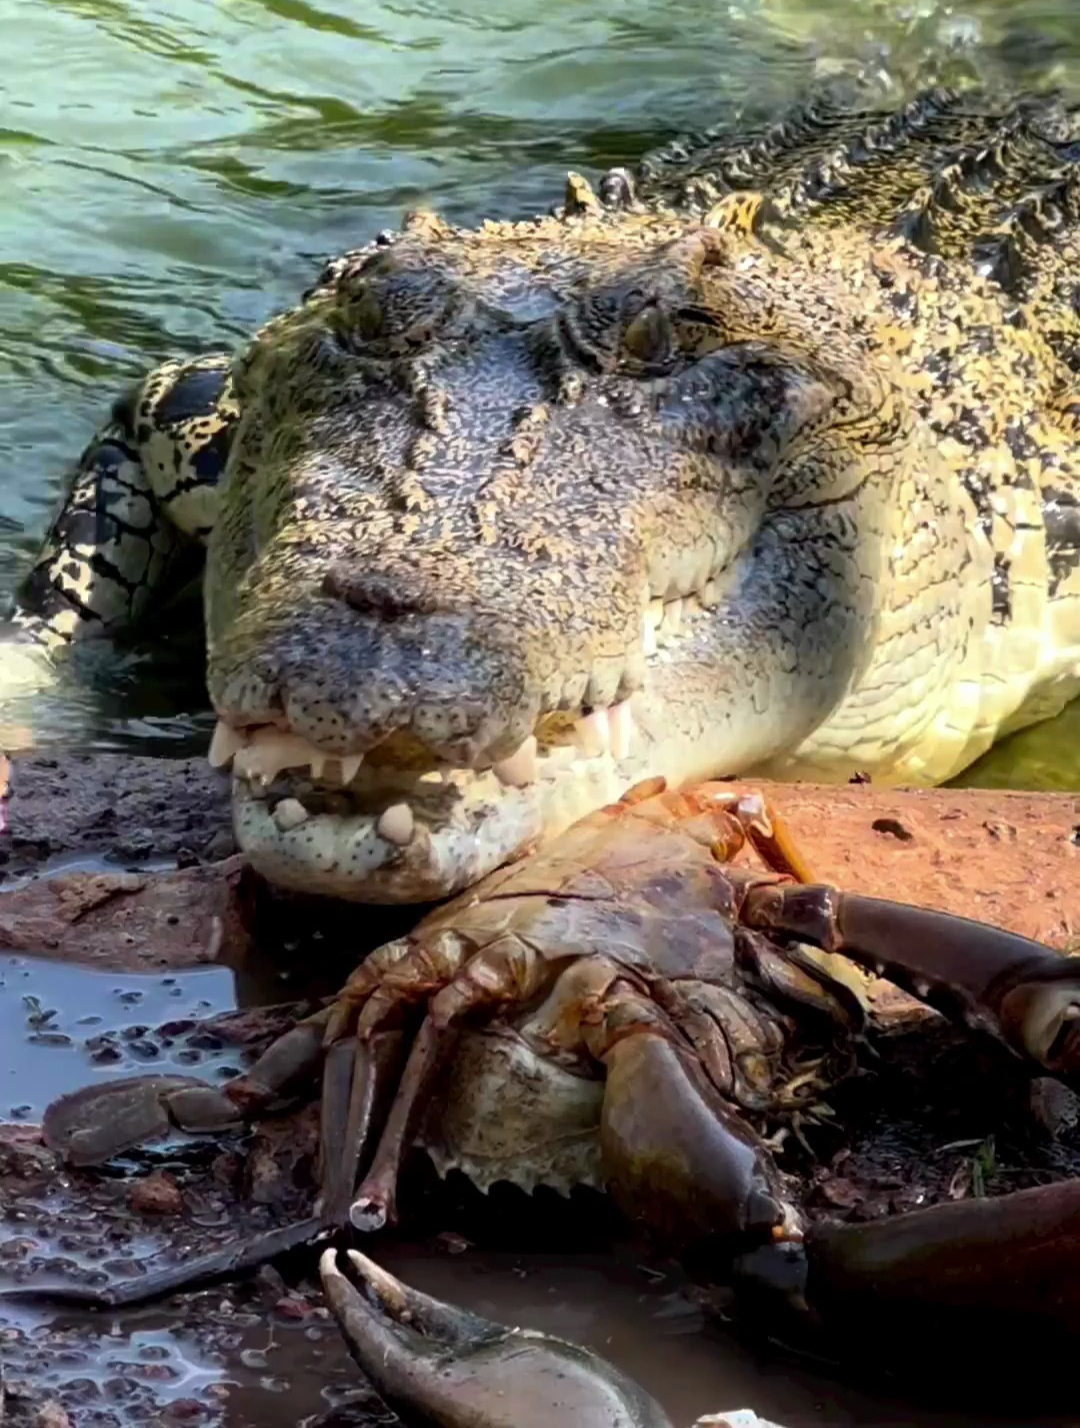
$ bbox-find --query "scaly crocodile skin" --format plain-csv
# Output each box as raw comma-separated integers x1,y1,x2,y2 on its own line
11,87,1080,901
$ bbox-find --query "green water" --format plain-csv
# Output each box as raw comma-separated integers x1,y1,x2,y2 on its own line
2,0,1080,785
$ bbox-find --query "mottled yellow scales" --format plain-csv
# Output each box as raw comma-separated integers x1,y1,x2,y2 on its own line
13,87,1080,902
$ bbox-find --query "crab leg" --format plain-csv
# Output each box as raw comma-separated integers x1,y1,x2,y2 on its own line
742,884,1080,1078
318,1030,407,1227
702,787,816,882
223,1006,333,1114
320,1248,675,1428
349,1015,459,1231
346,931,557,1231
619,779,815,881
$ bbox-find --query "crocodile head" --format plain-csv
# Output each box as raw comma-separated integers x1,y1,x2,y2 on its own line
206,201,903,902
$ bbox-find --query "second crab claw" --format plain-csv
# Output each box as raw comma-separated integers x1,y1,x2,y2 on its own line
320,1248,675,1428
42,1076,245,1166
729,1177,1080,1396
741,883,1080,1080
41,1012,332,1167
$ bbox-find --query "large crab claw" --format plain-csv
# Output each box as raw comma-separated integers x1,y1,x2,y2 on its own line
805,1177,1080,1356
593,998,804,1257
742,883,1080,1080
730,1177,1080,1392
319,1247,675,1428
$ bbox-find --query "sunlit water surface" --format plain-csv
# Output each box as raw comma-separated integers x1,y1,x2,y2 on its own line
1,0,1080,783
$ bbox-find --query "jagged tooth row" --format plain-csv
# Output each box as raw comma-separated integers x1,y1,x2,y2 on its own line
213,723,367,786
209,582,716,818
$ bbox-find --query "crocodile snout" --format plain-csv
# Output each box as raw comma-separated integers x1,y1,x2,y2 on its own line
211,594,539,768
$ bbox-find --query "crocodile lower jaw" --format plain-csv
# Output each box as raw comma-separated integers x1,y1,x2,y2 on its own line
229,729,648,903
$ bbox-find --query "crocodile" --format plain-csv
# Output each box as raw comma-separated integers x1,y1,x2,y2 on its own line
8,86,1080,903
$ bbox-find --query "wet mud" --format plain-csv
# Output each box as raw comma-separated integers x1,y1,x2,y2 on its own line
0,755,231,885
2,753,1080,1426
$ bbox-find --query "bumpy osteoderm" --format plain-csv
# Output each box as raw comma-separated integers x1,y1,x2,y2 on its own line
14,88,1080,900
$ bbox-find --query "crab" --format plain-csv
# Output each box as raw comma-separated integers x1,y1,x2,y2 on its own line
36,778,1080,1333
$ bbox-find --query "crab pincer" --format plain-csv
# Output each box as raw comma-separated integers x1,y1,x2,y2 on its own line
320,1247,675,1428
586,982,805,1255
40,1008,334,1168
740,882,1080,1078
42,1076,244,1166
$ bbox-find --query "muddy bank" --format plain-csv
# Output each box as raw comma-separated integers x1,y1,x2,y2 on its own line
2,992,1079,1428
766,781,1080,948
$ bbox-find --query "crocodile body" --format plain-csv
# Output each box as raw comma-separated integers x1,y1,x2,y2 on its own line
11,87,1080,901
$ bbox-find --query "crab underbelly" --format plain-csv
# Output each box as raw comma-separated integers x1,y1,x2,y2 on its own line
414,1028,605,1197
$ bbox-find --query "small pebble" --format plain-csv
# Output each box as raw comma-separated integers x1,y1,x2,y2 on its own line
128,1172,183,1216
127,1039,162,1061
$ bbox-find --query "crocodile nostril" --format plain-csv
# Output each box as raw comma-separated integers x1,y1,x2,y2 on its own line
322,565,446,619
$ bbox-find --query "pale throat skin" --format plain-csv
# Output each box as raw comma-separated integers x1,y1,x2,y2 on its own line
11,87,1080,902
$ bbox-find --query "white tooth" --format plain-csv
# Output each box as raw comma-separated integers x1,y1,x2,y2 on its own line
607,700,633,760
662,598,683,633
272,798,311,831
493,735,538,788
377,802,415,846
339,754,364,785
576,709,610,758
234,728,320,785
647,597,664,629
310,754,326,780
208,720,247,770
642,614,657,657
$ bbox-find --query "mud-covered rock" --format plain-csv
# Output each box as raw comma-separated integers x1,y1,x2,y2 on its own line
0,859,250,972
128,1171,184,1216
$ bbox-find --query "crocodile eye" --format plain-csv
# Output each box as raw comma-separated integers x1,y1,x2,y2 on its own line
622,303,674,367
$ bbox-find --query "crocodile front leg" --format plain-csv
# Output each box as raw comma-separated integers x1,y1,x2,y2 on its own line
9,352,236,654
